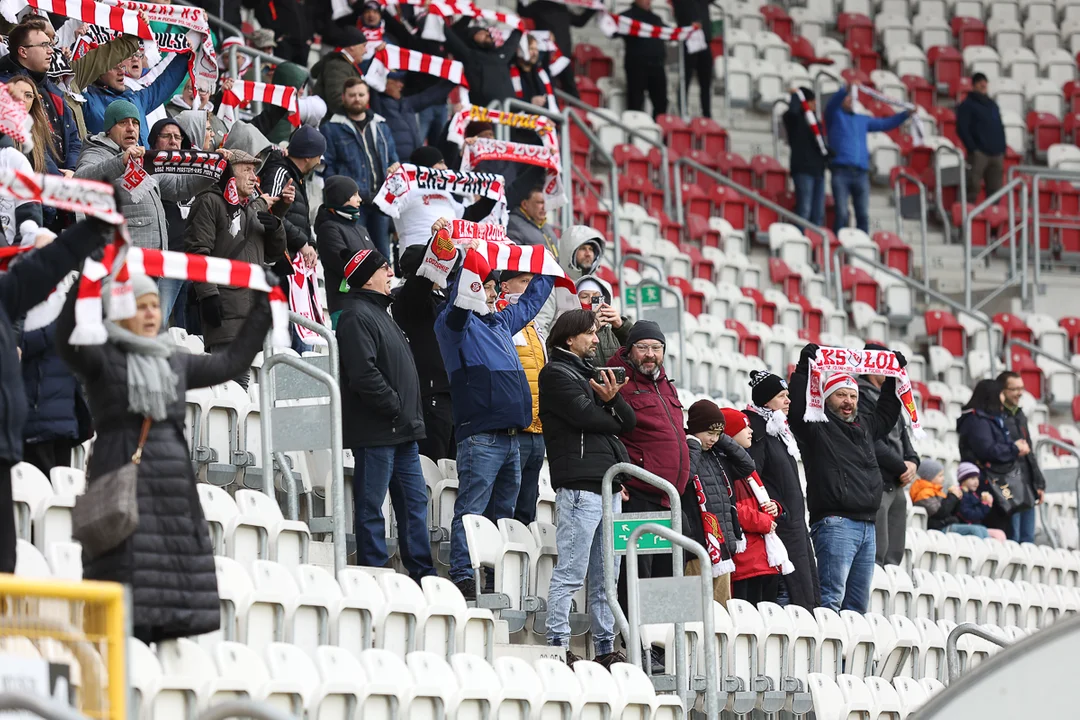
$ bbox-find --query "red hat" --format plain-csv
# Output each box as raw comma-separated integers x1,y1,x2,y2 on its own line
823,373,859,400
720,408,749,437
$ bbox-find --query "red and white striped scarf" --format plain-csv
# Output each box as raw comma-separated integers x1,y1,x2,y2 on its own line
104,0,218,90
547,46,570,77
743,470,794,575
0,83,33,151
795,87,828,157
364,45,468,93
597,12,706,53
0,0,150,36
374,163,507,223
218,80,300,127
510,66,557,113
850,84,925,146
459,137,564,208
421,0,525,41
288,253,326,346
519,0,604,9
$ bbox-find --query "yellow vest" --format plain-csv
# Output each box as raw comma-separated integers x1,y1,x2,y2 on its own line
514,321,545,434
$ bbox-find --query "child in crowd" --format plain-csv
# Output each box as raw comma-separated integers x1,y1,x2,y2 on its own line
952,461,1007,541
910,458,962,532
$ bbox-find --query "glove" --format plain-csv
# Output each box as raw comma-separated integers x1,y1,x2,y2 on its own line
257,211,279,234
200,295,224,328
800,342,821,363
893,349,908,369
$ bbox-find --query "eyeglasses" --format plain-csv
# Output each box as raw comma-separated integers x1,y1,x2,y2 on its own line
158,133,184,141
22,41,54,50
632,343,664,353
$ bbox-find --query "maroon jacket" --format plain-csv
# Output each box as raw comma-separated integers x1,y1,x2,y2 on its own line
608,347,690,505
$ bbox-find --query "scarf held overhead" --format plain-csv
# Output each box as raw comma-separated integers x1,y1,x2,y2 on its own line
146,150,227,180
446,104,556,147
364,45,468,93
851,84,924,146
218,80,301,127
459,137,564,208
795,87,827,157
804,346,924,438
374,163,507,224
597,12,707,53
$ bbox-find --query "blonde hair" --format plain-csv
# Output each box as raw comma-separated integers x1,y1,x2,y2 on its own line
6,76,58,173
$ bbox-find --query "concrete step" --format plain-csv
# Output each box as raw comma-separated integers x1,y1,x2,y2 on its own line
494,642,566,663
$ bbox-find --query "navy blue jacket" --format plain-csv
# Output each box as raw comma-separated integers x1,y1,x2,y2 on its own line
825,86,910,170
20,320,89,444
955,91,1007,157
83,56,190,148
0,56,81,170
956,490,991,524
370,80,455,162
434,273,554,439
957,408,1019,469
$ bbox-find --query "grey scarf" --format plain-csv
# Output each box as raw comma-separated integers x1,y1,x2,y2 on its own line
105,322,179,421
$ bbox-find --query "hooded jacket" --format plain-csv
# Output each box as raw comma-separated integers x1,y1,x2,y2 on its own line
321,113,400,202
74,134,215,250
314,206,376,315
538,347,635,493
83,56,190,147
260,151,314,261
858,376,920,489
573,273,633,365
782,91,828,176
559,227,605,281
608,346,690,505
222,121,275,170
956,91,1007,156
824,86,911,171
312,49,363,118
442,17,522,107
687,434,749,556
337,289,426,448
173,110,228,151
370,80,455,161
0,54,81,170
148,118,192,254
788,355,903,525
434,271,554,439
266,63,312,143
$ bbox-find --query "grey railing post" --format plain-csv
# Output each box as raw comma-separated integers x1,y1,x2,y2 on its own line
618,253,687,384
892,169,929,291
0,692,91,720
964,178,1025,309
567,111,621,273
945,623,1009,684
1035,437,1080,546
932,145,966,235
626,523,720,720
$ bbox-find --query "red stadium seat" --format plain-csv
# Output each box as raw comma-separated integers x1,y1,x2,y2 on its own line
712,187,750,230
618,174,648,206
925,310,966,356
786,35,819,64
760,4,793,40
725,319,761,357
838,13,873,46
790,294,824,336
927,47,962,96
1072,395,1080,422
656,114,693,155
680,243,715,280
1011,353,1043,399
576,75,601,106
573,44,613,81
929,107,958,145
751,154,789,196
595,265,619,297
742,287,778,325
657,211,683,245
669,276,705,315
690,117,729,154
840,266,879,310
716,152,753,187
845,40,879,74
682,184,713,219
1027,112,1063,155
951,17,987,49
769,257,803,297
613,143,650,182
994,313,1034,345
1066,80,1080,113
873,231,912,275
1060,317,1080,353
686,213,721,247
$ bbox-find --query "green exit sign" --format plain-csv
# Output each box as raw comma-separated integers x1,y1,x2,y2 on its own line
625,285,661,306
612,515,672,555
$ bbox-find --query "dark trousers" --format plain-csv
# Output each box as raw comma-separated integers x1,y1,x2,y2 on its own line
512,432,546,525
683,47,713,118
417,393,455,462
0,462,14,573
733,574,780,604
23,439,73,476
208,344,251,390
831,166,871,233
626,63,668,118
555,68,579,98
966,150,1004,203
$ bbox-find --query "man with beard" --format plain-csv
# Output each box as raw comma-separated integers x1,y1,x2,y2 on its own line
312,27,368,118
441,17,522,106
787,343,905,612
321,77,400,258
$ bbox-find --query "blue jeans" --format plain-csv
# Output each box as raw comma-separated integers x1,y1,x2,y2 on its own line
948,523,990,539
792,172,826,227
449,431,521,582
1010,507,1036,544
547,489,621,654
416,103,447,146
157,278,185,328
352,442,435,581
359,204,391,258
831,166,871,233
290,324,312,355
512,432,546,525
811,516,876,613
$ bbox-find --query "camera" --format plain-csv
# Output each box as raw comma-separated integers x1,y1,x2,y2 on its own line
593,367,626,384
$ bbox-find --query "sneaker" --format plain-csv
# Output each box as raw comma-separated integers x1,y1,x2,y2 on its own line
594,650,627,670
565,649,583,667
454,578,477,600
646,647,665,675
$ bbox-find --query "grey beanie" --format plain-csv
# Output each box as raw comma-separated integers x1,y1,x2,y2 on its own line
129,274,159,300
917,458,944,482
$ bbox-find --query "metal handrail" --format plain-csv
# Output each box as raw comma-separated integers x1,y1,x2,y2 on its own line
892,168,929,286
811,67,842,112
770,96,788,160
964,178,1027,310
672,156,835,300
0,692,90,720
566,110,621,275
555,89,673,217
1006,340,1080,406
601,464,685,701
1006,165,1080,292
618,253,687,383
504,97,574,235
197,701,298,720
1035,437,1080,547
933,144,967,235
626,523,719,720
945,623,1009,684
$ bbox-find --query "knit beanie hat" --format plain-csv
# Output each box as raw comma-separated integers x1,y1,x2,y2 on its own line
129,274,158,300
687,400,726,435
864,341,889,352
288,125,327,159
324,175,360,208
749,369,787,407
956,461,981,484
341,248,388,291
917,458,944,482
720,408,749,438
399,244,426,278
410,145,444,168
800,87,815,101
625,320,665,348
104,100,140,131
823,373,859,400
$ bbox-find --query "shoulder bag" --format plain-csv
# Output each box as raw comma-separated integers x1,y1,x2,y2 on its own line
72,417,151,558
983,460,1034,514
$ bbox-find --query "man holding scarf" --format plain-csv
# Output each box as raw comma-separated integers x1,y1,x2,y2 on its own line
787,342,905,612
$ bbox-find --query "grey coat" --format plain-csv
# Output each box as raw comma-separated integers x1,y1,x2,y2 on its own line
507,207,559,256
73,134,214,250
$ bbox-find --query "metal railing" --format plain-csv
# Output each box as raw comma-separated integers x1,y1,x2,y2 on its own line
811,68,842,113
618,253,688,383
892,168,929,283
556,89,674,218
504,98,575,235
1007,165,1080,291
770,97,788,160
945,623,1009,684
1035,437,1080,546
963,179,1029,311
1005,339,1080,404
567,110,621,274
0,692,92,720
933,144,967,235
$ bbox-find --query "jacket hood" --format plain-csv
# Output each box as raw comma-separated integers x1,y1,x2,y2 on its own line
575,273,613,304
559,225,605,275
223,121,274,169
172,110,227,150
84,132,121,155
148,117,190,150
856,375,881,401
314,204,357,230
272,61,309,89
956,407,996,432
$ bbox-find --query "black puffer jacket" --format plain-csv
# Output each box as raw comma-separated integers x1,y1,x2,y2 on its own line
746,407,821,609
56,286,271,642
260,151,314,262
858,377,920,489
538,348,636,493
788,357,902,526
391,273,449,398
337,290,425,449
442,16,522,106
20,319,91,446
314,206,375,316
686,435,749,556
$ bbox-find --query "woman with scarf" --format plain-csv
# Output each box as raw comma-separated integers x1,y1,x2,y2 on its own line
314,176,376,326
745,370,821,609
6,75,60,175
56,274,271,644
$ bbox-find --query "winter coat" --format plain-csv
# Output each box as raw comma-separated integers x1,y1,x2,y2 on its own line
56,283,271,642
732,476,781,582
687,435,747,556
74,134,215,251
824,86,910,171
20,320,90,444
507,207,559,256
0,221,105,463
391,273,449,398
957,409,1019,470
173,110,228,151
83,56,190,147
672,0,713,40
370,80,455,161
559,232,604,281
434,272,554,439
517,0,595,57
337,289,425,448
260,152,314,259
184,190,287,347
570,273,633,364
620,5,667,66
745,407,821,609
858,376,920,488
321,113,400,202
1002,405,1046,494
441,17,522,107
607,346,690,505
511,321,545,434
783,92,827,176
314,206,376,315
956,490,992,525
956,91,1006,156
312,50,363,118
0,56,81,170
538,347,635,493
788,356,902,525
924,491,961,531
222,122,275,169
267,63,313,144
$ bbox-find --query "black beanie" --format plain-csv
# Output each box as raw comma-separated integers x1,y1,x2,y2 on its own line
325,175,359,208
410,145,444,168
800,87,815,101
864,341,889,351
341,247,388,290
750,369,788,407
625,320,665,348
399,244,426,278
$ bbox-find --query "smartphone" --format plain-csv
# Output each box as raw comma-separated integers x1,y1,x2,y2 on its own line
590,297,601,310
593,367,626,384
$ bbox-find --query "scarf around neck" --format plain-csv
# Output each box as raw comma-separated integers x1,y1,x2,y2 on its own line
747,403,801,461
105,320,179,421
